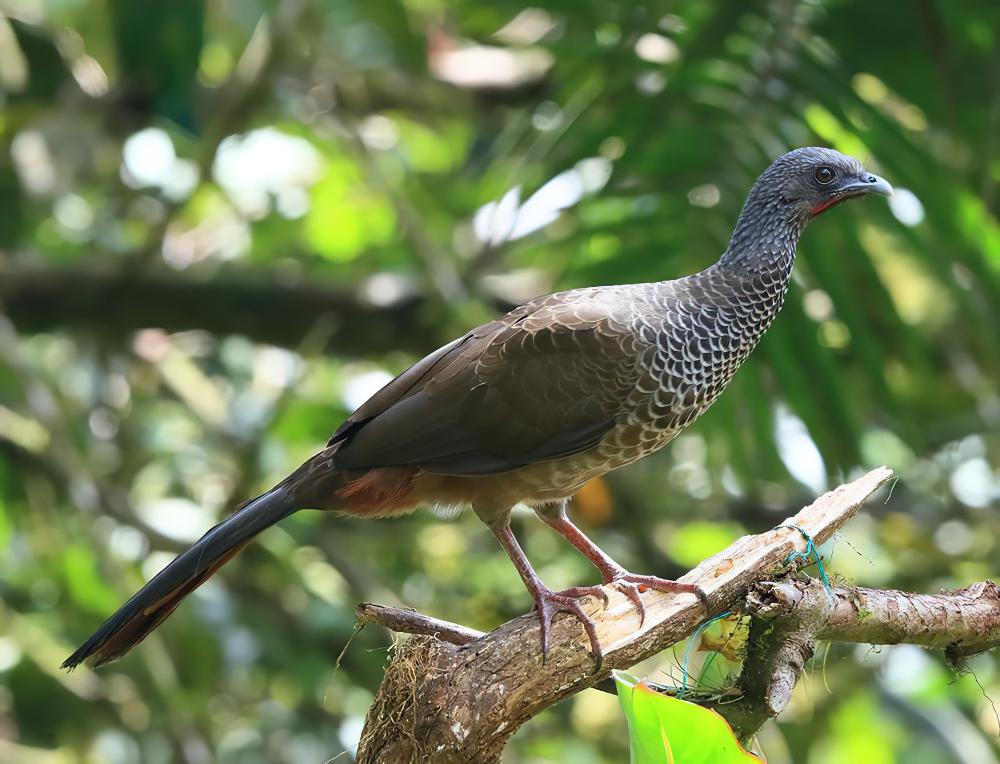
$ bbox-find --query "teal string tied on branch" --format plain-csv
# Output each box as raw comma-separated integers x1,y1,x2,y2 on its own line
677,610,733,699
676,525,834,700
779,523,834,602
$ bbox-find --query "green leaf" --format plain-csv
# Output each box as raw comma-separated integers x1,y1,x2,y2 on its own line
613,670,763,764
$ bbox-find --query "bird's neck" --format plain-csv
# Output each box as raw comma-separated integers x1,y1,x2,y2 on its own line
715,195,807,280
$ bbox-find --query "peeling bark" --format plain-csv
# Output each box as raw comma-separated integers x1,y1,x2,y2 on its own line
751,579,1000,663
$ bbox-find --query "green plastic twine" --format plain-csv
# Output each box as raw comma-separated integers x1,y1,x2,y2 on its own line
678,610,733,699
677,525,832,699
779,523,834,602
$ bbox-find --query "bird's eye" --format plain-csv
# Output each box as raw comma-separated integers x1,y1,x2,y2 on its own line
814,166,835,184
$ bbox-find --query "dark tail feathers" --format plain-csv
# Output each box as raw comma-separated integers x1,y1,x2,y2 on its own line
62,485,297,670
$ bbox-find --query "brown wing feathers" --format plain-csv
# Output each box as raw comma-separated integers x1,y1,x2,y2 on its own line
331,291,641,476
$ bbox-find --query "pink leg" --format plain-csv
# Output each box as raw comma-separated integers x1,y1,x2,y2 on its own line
536,505,708,625
488,524,605,669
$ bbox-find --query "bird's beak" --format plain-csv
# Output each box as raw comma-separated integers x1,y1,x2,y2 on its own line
846,172,893,197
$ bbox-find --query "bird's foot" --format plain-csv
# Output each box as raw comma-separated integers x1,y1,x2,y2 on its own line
529,577,707,672
532,587,604,671
552,584,610,607
606,573,709,627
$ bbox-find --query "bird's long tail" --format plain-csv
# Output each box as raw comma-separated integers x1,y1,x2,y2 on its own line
62,483,299,670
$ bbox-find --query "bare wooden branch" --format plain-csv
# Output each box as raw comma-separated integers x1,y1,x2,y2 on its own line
356,603,485,646
354,467,894,763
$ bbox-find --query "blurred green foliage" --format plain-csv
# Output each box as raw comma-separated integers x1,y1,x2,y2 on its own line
0,0,997,761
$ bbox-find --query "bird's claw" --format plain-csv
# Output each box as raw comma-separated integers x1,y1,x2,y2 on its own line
533,589,604,672
611,579,648,624
531,576,708,673
609,573,709,622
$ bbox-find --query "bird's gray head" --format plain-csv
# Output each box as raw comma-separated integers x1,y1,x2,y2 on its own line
753,146,892,219
721,147,892,271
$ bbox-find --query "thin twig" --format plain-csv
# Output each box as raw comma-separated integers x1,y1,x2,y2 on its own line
356,603,484,646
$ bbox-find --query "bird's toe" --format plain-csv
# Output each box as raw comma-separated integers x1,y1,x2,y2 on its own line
610,573,709,613
532,590,604,672
553,584,610,608
612,580,648,626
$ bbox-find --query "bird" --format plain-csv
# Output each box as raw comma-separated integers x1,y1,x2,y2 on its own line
63,147,891,671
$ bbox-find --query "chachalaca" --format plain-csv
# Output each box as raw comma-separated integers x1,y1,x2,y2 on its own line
64,147,891,670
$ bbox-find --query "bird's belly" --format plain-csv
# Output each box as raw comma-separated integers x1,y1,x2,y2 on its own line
513,417,685,502
513,370,734,502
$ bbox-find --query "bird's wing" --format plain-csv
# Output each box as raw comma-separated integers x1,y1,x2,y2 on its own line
328,289,653,475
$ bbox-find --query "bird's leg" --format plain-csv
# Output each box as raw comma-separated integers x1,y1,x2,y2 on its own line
536,502,708,626
486,522,604,669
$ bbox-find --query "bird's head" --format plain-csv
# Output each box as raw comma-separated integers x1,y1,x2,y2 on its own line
757,146,892,219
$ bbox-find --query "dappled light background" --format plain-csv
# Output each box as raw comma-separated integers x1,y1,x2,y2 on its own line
0,0,998,761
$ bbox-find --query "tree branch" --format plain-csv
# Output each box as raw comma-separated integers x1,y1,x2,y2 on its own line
696,578,1000,742
356,603,484,647
751,578,1000,658
357,575,1000,744
354,467,894,762
0,263,439,355
707,594,822,742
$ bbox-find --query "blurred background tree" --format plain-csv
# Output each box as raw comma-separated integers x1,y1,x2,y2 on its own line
0,0,997,761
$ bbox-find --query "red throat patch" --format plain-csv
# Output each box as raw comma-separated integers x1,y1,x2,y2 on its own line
810,191,863,217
